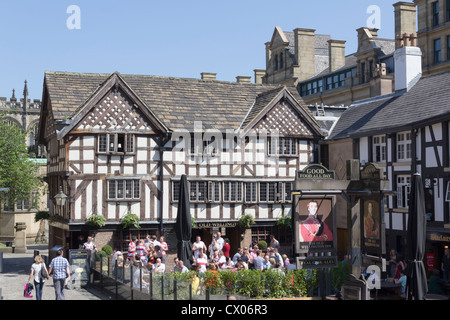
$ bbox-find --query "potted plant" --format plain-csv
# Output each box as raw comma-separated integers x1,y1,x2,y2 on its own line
121,212,140,229
238,214,255,230
86,213,106,228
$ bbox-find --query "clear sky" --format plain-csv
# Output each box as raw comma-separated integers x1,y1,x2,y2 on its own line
0,0,398,100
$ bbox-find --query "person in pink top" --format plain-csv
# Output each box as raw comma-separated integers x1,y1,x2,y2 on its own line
159,236,168,263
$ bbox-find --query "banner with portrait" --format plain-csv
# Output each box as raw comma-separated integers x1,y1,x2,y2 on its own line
294,197,337,268
361,198,381,255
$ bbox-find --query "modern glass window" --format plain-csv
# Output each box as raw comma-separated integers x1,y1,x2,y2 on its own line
397,176,411,208
432,1,439,26
434,38,442,64
108,179,140,200
373,135,386,162
397,132,412,161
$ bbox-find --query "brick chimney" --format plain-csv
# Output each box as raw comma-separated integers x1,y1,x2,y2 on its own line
328,40,346,72
393,2,417,49
294,28,316,81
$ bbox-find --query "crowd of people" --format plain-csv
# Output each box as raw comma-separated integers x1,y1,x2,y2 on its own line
110,233,294,278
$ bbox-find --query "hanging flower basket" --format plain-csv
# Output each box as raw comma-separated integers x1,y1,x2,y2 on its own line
276,215,292,230
86,214,106,228
121,213,140,229
238,214,255,230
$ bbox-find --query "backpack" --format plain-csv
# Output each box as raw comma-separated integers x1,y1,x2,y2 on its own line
40,263,48,279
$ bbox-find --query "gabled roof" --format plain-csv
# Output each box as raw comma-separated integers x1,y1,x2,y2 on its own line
41,71,322,137
327,70,450,140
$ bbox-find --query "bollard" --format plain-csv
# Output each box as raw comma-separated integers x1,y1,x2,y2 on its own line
0,252,3,273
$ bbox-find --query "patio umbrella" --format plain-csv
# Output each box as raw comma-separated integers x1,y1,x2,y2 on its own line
175,175,193,269
405,173,428,300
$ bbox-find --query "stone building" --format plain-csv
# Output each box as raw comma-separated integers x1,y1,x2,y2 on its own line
415,0,450,75
0,81,48,245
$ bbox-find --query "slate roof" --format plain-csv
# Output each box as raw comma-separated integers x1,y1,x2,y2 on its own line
44,71,317,133
327,70,450,140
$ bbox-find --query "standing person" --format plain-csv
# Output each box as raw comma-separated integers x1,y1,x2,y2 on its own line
442,248,450,283
159,236,168,264
192,235,207,260
127,237,137,261
28,255,49,300
215,232,224,251
82,235,96,251
48,249,71,300
222,238,230,258
135,240,148,264
252,250,264,271
269,235,280,250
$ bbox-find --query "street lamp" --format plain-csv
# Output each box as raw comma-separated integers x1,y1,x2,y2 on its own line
54,186,68,206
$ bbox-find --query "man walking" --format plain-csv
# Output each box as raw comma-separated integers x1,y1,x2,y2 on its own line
48,249,71,300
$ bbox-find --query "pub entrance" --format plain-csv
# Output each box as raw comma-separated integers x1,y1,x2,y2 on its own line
192,222,240,257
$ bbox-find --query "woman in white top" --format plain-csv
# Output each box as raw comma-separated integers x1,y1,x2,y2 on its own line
28,255,49,300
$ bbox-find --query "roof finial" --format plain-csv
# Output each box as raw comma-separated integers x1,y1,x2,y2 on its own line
23,80,28,98
12,88,15,99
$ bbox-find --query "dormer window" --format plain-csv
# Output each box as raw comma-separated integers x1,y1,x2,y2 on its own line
274,54,279,71
280,52,284,70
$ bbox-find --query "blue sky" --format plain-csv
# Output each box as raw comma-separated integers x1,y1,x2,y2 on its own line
0,0,398,100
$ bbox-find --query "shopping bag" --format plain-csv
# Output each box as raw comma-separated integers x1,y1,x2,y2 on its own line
24,283,33,298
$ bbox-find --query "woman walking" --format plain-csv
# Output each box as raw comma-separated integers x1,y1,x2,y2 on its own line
28,255,49,300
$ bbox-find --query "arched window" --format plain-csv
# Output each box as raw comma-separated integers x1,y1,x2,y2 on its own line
280,52,284,70
274,54,279,71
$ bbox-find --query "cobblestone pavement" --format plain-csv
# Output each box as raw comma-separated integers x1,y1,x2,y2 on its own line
0,244,108,300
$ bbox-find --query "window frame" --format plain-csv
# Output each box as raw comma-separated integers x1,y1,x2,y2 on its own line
98,133,135,155
108,179,141,201
373,135,386,162
396,175,411,209
396,132,412,161
434,38,442,64
432,1,440,26
223,181,243,203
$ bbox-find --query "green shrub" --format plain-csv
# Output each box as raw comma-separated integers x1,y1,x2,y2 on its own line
257,240,268,251
101,245,113,255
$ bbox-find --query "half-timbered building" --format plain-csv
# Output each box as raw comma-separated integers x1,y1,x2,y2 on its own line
38,71,324,253
327,63,450,272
